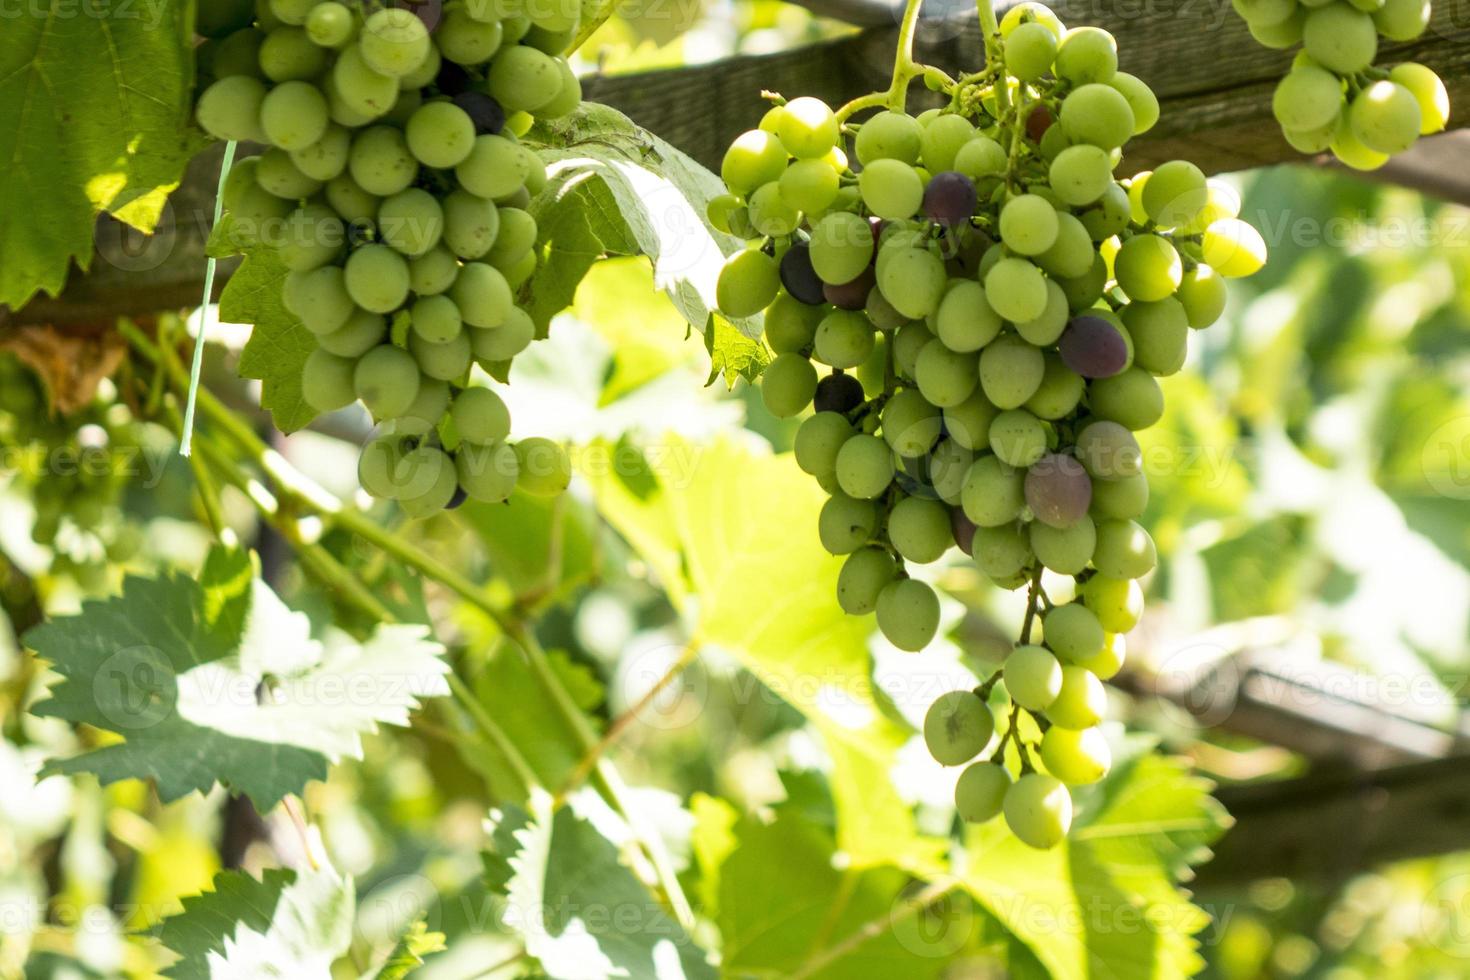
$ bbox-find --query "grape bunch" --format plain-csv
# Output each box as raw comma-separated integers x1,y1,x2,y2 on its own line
711,2,1266,846
1233,0,1449,167
195,0,580,515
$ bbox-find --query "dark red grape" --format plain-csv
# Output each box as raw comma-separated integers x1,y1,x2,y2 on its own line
1027,104,1053,142
436,60,472,96
1024,453,1092,528
1058,316,1127,379
923,171,977,228
447,485,469,510
454,91,505,135
951,507,977,555
814,371,864,414
780,241,826,305
396,0,444,29
824,265,874,309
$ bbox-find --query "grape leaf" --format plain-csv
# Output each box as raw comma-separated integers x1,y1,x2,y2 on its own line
487,790,717,980
157,867,354,979
0,8,199,308
526,104,758,354
27,546,449,808
581,436,944,874
366,919,446,980
962,743,1231,980
220,246,320,434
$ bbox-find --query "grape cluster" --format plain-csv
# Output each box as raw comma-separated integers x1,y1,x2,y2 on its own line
195,0,579,515
1235,0,1450,167
711,3,1266,846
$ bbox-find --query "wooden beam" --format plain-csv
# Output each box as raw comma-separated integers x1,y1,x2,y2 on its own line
6,0,1469,326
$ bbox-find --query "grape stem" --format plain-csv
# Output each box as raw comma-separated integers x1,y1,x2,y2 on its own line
975,0,1009,117
834,0,956,122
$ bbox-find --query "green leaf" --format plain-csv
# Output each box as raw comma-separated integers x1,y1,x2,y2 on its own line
962,743,1231,980
157,867,355,979
0,10,199,307
526,104,757,355
27,546,449,808
366,919,447,980
582,436,943,874
704,313,771,389
221,248,319,434
487,790,717,979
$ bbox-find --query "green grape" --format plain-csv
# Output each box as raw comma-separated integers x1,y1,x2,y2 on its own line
1140,160,1207,228
935,280,1003,352
954,135,1008,178
1040,727,1111,785
457,441,519,503
261,80,330,151
197,76,268,142
443,189,501,260
1122,298,1189,375
349,125,420,196
360,431,411,499
332,46,400,120
944,390,1000,451
538,59,582,119
1057,253,1108,311
1006,21,1058,80
1176,264,1228,328
404,102,477,170
1000,1,1064,37
325,174,381,226
1015,279,1070,346
1060,84,1134,150
230,182,293,244
924,690,994,766
877,247,946,319
1024,354,1085,419
745,183,799,237
451,262,513,327
1248,8,1306,48
1349,81,1422,154
354,345,421,418
411,294,463,345
1284,122,1337,153
914,340,978,407
859,159,924,220
1113,234,1181,301
1304,4,1377,73
1004,644,1063,711
222,158,262,211
1048,665,1106,729
919,114,976,172
1054,26,1117,84
1072,632,1126,679
403,378,451,427
999,194,1059,256
779,159,840,213
319,308,387,358
301,349,358,413
1030,515,1095,575
1081,182,1132,240
1082,574,1144,633
880,388,941,458
199,0,255,37
1093,519,1157,579
305,2,354,47
929,439,974,504
291,125,351,181
809,212,874,286
1048,144,1113,206
956,761,1011,822
876,578,941,651
1043,603,1105,662
722,129,788,195
795,412,856,482
456,134,532,200
260,27,328,82
1330,115,1389,170
1108,71,1160,134
764,293,822,353
1273,65,1345,133
1090,471,1149,520
257,147,324,199
269,0,318,25
378,188,445,257
961,455,1025,526
761,352,818,418
775,96,839,159
396,446,459,517
835,433,895,499
1004,773,1072,848
450,387,511,445
284,266,354,335
818,493,878,554
1089,366,1164,430
1374,0,1431,36
973,523,1034,581
1076,420,1142,481
854,110,922,164
437,8,504,64
837,547,898,614
514,438,572,496
276,203,344,271
988,410,1047,468
1390,63,1449,133
888,496,952,563
345,244,412,313
979,334,1045,410
1201,218,1267,277
468,306,535,362
1181,179,1241,233
891,321,930,380
404,246,460,299
1035,213,1095,279
984,258,1049,323
484,206,535,269
489,46,564,112
717,249,781,318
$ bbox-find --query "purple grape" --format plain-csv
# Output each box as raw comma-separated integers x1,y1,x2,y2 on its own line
454,91,506,135
780,241,825,306
1024,454,1093,528
1058,316,1128,379
814,372,864,414
824,266,874,310
447,486,469,510
951,507,977,555
436,60,472,96
923,171,977,228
